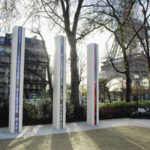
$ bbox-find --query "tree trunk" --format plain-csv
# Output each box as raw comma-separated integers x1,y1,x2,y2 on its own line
121,92,123,101
148,56,150,71
125,64,131,102
114,92,115,101
103,92,106,103
107,91,111,103
122,47,132,103
68,35,80,110
38,33,53,100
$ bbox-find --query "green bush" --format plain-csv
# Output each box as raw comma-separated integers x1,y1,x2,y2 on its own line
66,104,86,122
99,101,150,119
23,100,52,125
23,101,86,125
1,100,150,127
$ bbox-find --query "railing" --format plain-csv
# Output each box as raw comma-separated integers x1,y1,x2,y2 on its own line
0,81,8,86
25,66,44,71
24,87,44,90
0,59,10,65
25,58,47,64
25,50,46,57
0,72,5,75
24,79,45,84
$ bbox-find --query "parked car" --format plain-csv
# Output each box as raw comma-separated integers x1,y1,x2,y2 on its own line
131,107,150,118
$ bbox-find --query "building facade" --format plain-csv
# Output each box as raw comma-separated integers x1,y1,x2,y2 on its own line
100,54,150,101
0,34,47,104
101,54,149,80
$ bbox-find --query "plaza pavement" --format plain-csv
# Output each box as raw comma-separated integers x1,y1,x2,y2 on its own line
0,118,150,140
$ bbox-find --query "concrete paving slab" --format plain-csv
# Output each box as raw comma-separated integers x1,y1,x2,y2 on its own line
0,118,149,140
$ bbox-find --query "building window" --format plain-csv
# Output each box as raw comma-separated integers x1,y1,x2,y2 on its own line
5,47,11,54
0,38,4,44
33,85,36,89
0,47,4,53
33,65,36,70
28,48,32,51
30,75,33,80
0,68,4,73
27,84,30,89
30,84,33,89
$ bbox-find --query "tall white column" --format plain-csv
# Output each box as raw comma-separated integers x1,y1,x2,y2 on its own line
87,43,99,125
9,26,25,133
53,35,66,129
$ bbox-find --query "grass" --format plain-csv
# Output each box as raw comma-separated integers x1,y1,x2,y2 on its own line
1,126,150,150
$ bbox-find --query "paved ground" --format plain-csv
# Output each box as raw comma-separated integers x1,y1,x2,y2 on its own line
0,126,150,150
0,118,150,139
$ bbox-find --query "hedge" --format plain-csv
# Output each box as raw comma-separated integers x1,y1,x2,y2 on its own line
99,101,150,119
0,100,150,127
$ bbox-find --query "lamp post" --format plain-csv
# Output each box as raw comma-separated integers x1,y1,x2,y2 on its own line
134,74,139,112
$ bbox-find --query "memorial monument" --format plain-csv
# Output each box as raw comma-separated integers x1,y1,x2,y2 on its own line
53,35,66,129
9,26,25,133
87,43,99,125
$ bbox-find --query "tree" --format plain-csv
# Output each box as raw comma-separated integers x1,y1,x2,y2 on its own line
0,0,20,32
131,0,150,71
99,77,111,103
91,0,145,102
23,37,50,100
25,0,101,111
31,28,53,100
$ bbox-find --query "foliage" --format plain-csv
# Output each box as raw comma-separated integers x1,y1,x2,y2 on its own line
0,0,21,32
1,100,150,127
23,100,86,125
23,100,53,125
91,0,148,102
100,101,150,119
66,103,86,122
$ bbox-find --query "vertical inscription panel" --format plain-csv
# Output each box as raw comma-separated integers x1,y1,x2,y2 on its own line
53,35,66,129
15,27,22,133
9,26,25,133
87,43,99,125
60,36,64,128
94,44,98,125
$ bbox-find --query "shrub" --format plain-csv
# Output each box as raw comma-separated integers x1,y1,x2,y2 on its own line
23,101,86,125
66,104,86,122
1,100,150,127
23,100,52,125
99,101,150,119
